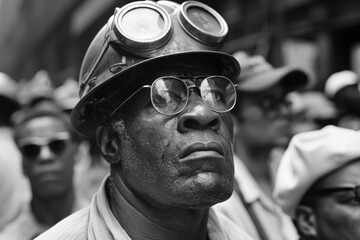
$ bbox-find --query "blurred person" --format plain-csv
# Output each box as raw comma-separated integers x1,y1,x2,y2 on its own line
73,138,110,201
53,77,79,115
324,70,360,130
54,78,110,201
35,1,253,239
16,70,54,108
0,72,30,231
287,91,338,135
274,125,360,240
214,52,308,240
0,110,88,239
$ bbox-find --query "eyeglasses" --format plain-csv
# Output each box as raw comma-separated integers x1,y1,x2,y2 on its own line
311,186,360,204
253,95,292,118
18,132,71,159
110,76,237,118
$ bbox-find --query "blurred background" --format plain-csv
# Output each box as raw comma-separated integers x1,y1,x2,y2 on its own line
0,0,359,89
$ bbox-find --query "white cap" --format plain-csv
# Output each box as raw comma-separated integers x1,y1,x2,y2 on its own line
274,125,360,218
325,70,359,98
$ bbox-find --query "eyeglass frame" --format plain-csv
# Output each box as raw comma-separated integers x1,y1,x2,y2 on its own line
245,93,292,119
17,132,72,159
310,185,360,204
109,75,238,119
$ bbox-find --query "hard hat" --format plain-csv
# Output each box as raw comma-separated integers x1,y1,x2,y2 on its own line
71,0,241,138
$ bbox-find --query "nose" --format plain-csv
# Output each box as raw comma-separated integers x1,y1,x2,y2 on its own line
37,145,55,163
177,92,221,132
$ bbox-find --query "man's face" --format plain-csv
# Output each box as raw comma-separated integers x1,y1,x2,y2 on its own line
110,60,235,209
18,116,77,199
310,160,360,240
234,84,292,149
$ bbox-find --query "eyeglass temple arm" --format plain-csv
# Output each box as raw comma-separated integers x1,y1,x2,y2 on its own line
110,85,151,119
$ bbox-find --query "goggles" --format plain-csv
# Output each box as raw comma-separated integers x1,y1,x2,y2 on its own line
110,76,237,118
82,1,228,88
18,132,71,160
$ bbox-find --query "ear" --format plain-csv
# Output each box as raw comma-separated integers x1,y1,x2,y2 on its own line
96,126,120,164
295,205,317,238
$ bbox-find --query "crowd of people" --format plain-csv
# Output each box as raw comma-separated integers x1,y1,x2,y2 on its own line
1,1,360,240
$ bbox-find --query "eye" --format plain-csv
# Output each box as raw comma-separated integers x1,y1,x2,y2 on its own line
334,191,360,206
49,140,67,155
210,90,225,102
21,144,40,159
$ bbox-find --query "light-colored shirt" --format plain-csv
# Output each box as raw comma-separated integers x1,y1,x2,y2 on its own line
0,194,88,240
213,154,298,240
0,127,30,231
35,177,254,240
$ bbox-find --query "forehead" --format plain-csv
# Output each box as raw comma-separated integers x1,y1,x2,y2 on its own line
18,116,69,139
313,159,360,189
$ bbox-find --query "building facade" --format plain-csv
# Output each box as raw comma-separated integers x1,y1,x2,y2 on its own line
0,0,359,88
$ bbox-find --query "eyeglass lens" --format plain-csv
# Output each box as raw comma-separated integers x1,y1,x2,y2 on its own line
150,76,236,115
20,139,68,159
313,186,360,203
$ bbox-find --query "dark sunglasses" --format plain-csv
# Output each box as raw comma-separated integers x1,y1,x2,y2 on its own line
110,76,237,118
18,132,71,159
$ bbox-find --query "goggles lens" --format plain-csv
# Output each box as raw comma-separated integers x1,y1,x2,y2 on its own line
186,6,221,33
18,132,71,160
121,8,166,41
111,76,236,117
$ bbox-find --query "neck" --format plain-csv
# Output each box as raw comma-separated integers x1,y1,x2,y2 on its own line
31,187,75,226
109,173,209,240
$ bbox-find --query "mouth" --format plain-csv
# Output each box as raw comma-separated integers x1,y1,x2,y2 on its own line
179,141,225,162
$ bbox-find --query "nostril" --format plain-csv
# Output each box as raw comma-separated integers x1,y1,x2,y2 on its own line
208,118,220,129
183,118,200,130
181,117,220,131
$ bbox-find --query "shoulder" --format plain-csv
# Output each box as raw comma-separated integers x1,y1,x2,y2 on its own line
216,212,254,240
208,208,254,240
34,207,90,240
0,205,44,240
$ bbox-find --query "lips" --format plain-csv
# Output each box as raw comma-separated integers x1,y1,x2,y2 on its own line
179,141,225,160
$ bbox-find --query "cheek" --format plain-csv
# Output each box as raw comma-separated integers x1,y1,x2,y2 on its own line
120,116,179,179
317,205,360,239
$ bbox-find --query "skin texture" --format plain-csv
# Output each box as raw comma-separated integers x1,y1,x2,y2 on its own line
297,159,360,240
98,60,235,240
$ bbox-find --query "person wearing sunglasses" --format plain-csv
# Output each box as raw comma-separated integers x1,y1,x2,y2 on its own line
274,125,360,240
213,51,309,240
0,110,88,240
35,1,253,240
